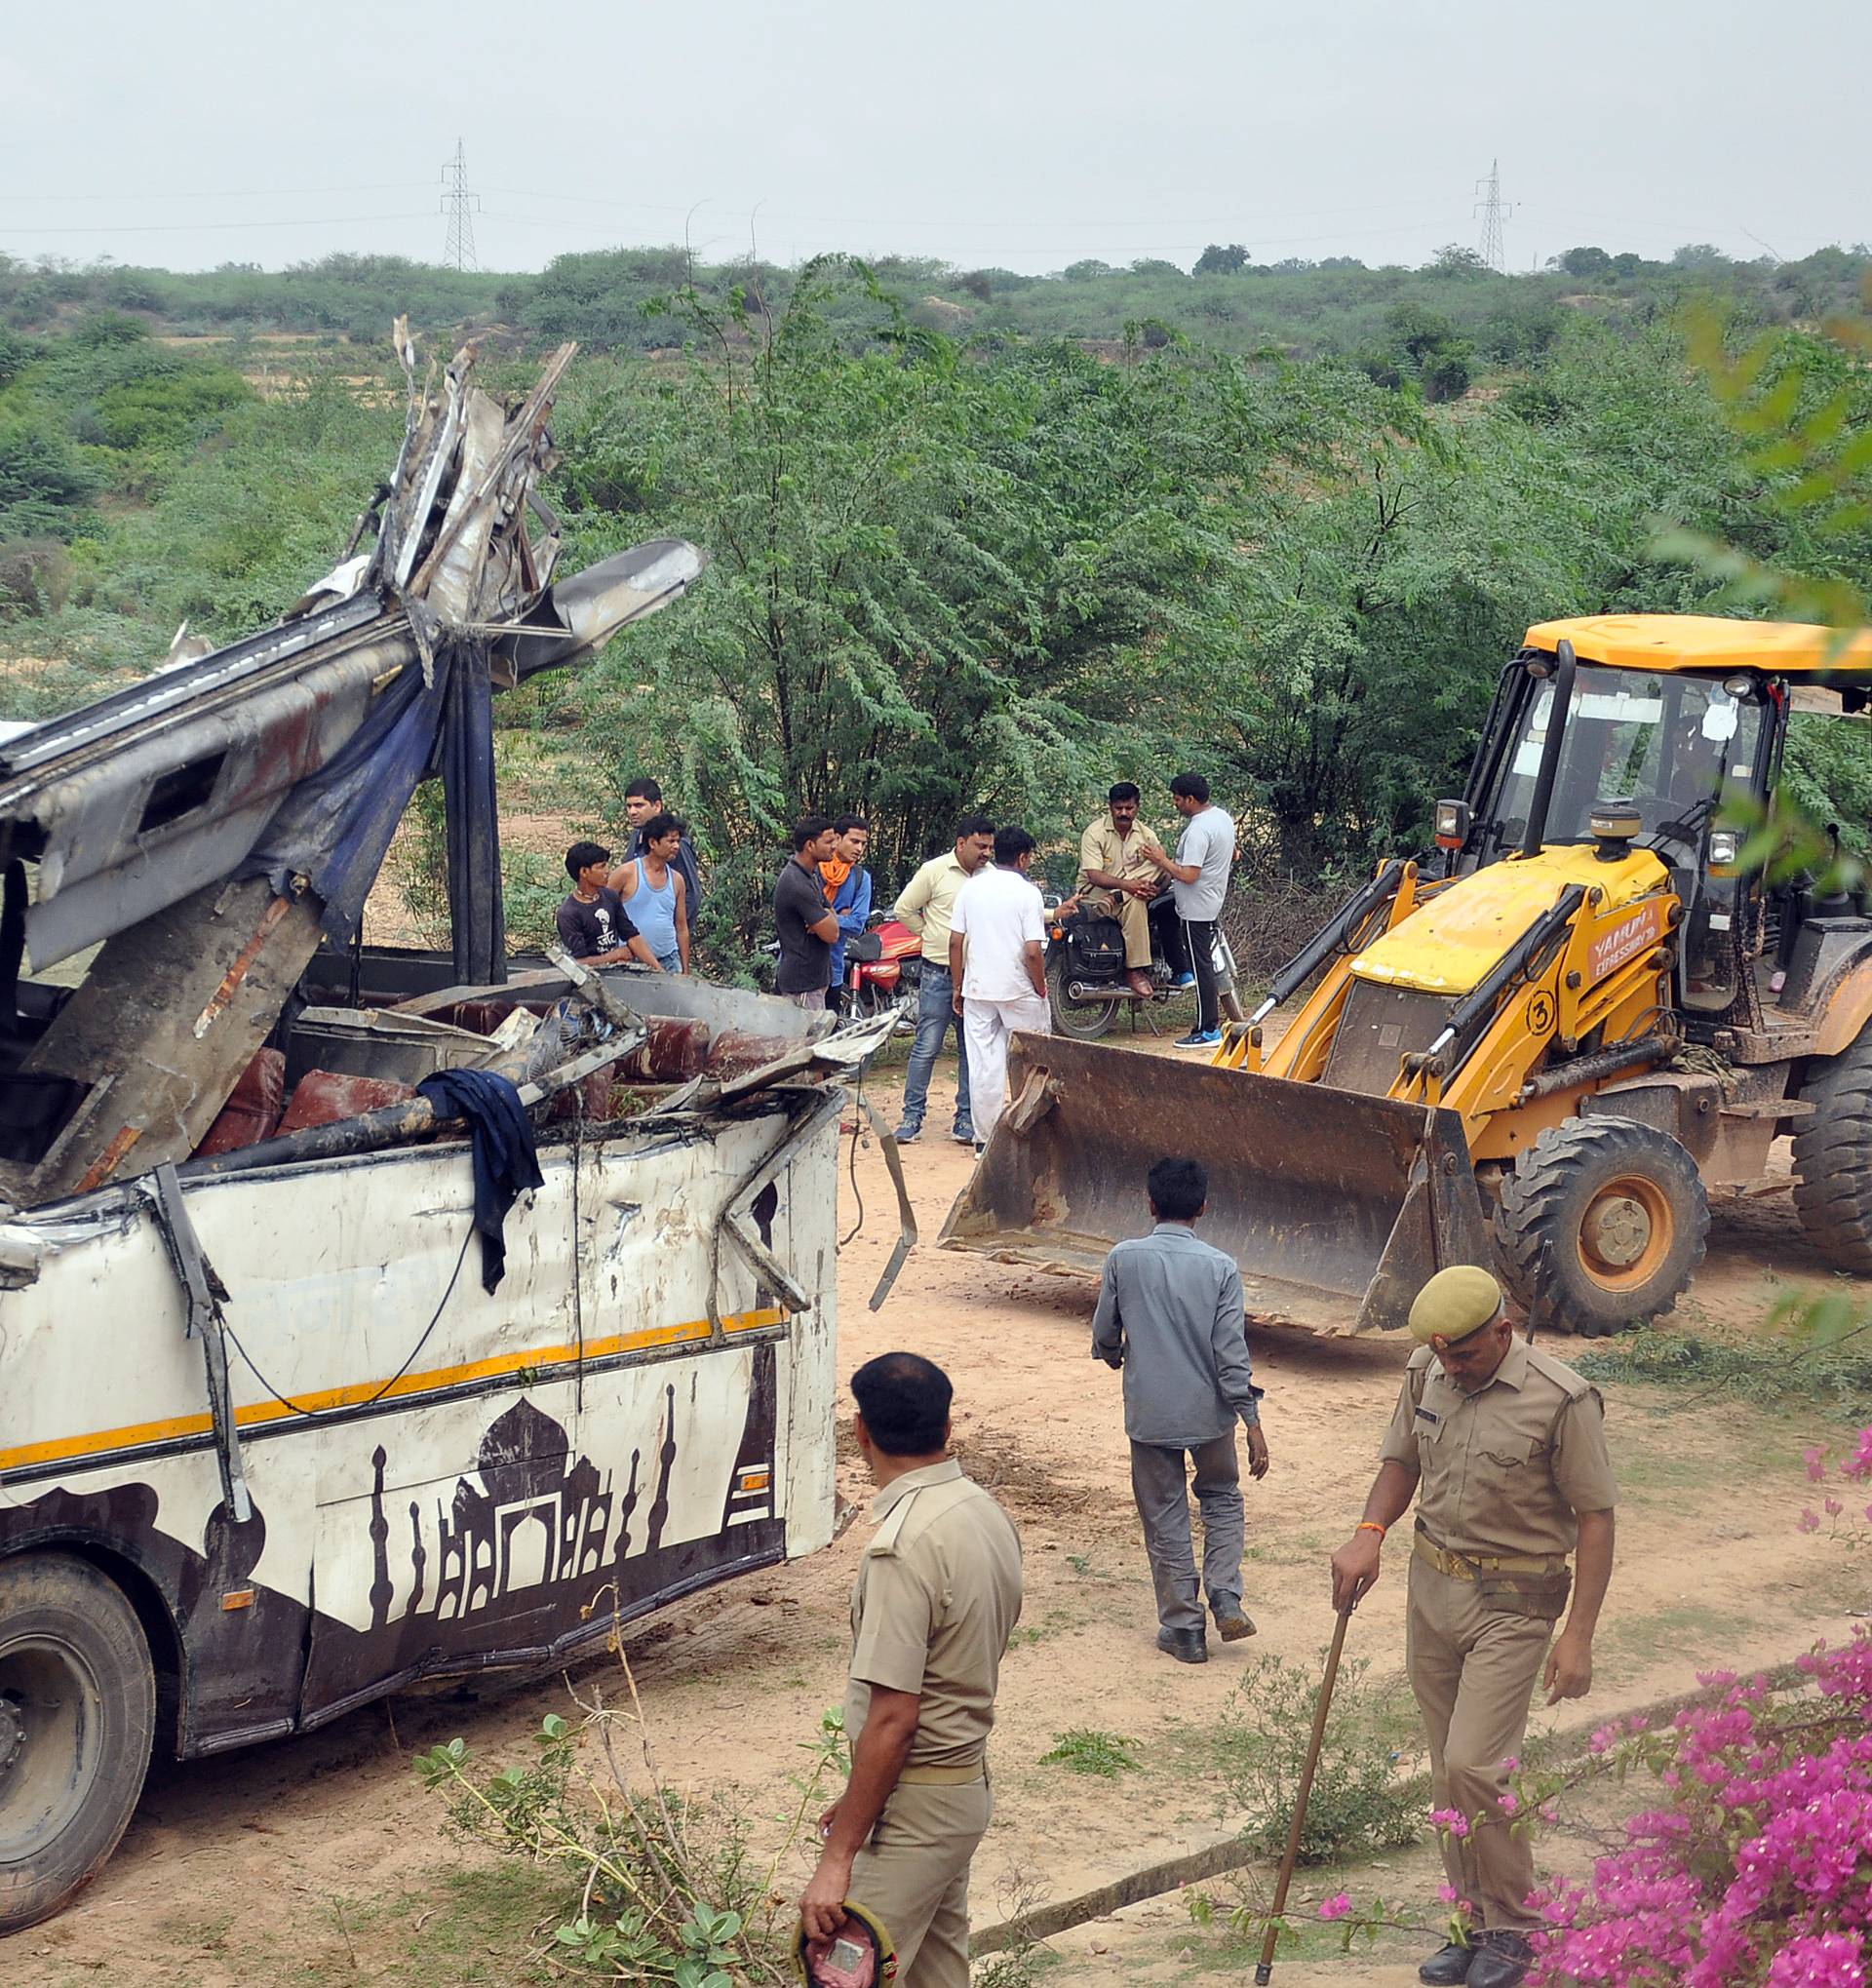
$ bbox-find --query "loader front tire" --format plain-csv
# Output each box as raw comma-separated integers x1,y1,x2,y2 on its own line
1792,1038,1872,1272
1494,1117,1707,1336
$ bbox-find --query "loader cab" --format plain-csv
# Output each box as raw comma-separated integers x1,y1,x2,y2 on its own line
1461,651,1780,1024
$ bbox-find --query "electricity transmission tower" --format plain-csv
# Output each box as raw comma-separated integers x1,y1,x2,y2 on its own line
1473,160,1513,273
440,140,481,271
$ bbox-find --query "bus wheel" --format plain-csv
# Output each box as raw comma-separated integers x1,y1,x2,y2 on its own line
0,1553,156,1933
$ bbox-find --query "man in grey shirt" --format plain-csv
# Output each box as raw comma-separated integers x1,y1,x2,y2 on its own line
1143,771,1236,1050
1092,1154,1269,1663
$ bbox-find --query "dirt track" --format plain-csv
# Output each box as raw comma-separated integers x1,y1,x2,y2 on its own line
11,1042,1863,1986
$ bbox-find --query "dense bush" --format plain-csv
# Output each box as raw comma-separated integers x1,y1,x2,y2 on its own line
0,255,1867,979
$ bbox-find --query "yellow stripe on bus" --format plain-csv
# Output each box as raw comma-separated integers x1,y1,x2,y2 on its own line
0,1306,787,1475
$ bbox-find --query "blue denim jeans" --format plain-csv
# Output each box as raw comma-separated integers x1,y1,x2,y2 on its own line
900,962,972,1135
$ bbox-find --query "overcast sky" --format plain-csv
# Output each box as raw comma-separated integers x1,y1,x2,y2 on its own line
3,1,1865,278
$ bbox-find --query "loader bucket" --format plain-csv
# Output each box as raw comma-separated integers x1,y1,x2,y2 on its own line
938,1034,1495,1336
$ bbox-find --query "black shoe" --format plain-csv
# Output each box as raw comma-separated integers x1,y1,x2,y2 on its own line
1418,1941,1474,1985
1212,1600,1257,1642
1156,1626,1208,1663
1466,1932,1534,1988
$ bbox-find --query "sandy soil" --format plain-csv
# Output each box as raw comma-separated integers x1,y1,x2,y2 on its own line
11,1044,1864,1987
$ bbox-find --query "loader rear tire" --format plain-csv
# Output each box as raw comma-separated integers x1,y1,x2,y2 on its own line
1494,1117,1707,1337
1792,1038,1872,1272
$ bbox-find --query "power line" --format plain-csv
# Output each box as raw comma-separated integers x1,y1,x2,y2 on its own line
2,181,431,205
440,140,481,272
1474,160,1513,273
0,212,437,237
481,184,1464,234
480,210,1465,255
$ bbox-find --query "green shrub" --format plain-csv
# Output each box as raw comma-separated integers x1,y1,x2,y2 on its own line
1216,1651,1422,1863
1038,1729,1141,1777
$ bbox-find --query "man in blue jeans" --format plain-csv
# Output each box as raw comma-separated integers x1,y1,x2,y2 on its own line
892,814,995,1144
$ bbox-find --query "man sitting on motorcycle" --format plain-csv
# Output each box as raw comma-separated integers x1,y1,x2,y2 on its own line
1076,783,1190,1000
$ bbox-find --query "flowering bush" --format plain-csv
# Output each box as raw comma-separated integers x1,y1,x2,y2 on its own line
1527,1428,1872,1987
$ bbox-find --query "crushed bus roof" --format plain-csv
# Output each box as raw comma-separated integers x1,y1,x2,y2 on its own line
1523,613,1872,677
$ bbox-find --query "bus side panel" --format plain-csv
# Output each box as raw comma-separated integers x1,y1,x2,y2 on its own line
295,1340,784,1719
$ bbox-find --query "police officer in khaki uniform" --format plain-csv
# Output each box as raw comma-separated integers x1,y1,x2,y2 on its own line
800,1352,1023,1987
1329,1266,1617,1988
1077,782,1176,999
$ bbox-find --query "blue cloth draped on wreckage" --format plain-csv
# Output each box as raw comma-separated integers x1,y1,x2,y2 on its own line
235,648,455,947
414,1066,545,1293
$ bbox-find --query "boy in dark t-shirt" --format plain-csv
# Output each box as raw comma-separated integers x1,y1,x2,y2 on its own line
557,841,658,967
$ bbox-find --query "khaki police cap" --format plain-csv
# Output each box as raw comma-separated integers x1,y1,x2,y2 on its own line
1408,1265,1505,1345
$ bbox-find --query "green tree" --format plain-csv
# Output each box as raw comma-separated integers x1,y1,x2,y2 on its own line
0,415,99,539
1557,246,1614,277
1422,346,1473,403
548,263,1330,957
1193,244,1250,277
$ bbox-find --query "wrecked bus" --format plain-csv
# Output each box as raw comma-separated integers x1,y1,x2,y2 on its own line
0,335,890,1930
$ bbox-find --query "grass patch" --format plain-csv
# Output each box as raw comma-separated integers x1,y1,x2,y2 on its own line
1612,1443,1736,1492
1578,1316,1872,1424
1602,1603,1733,1683
1038,1728,1142,1777
1008,1609,1075,1648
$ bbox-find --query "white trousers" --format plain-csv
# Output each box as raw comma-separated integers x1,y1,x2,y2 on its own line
962,992,1051,1142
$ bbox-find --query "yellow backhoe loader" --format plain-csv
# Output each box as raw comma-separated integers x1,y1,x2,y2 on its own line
941,614,1872,1336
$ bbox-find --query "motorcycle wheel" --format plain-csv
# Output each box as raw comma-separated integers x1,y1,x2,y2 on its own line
1047,954,1115,1041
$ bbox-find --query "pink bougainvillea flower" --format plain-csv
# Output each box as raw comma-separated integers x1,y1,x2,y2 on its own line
1799,1508,1822,1534
1807,1445,1829,1483
1318,1892,1353,1922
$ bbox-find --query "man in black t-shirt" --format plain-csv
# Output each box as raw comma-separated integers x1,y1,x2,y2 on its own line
557,840,660,967
773,815,841,1008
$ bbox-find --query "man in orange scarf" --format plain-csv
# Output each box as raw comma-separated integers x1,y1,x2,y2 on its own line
820,815,872,1009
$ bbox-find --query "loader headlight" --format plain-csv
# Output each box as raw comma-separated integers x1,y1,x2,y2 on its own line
1433,799,1471,851
1708,830,1740,869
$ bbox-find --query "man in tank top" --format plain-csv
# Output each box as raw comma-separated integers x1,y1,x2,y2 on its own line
608,811,690,973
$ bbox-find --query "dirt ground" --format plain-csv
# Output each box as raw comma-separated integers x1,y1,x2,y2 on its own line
11,1037,1865,1987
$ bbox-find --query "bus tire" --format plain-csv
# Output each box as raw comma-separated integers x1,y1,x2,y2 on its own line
0,1552,156,1934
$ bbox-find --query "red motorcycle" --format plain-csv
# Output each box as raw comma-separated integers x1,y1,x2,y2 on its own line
843,913,922,1030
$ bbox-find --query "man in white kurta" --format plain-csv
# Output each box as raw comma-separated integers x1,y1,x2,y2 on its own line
948,826,1050,1148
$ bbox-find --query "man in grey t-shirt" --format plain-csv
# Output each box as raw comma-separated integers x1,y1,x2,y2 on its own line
1092,1155,1269,1663
1142,771,1236,1047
